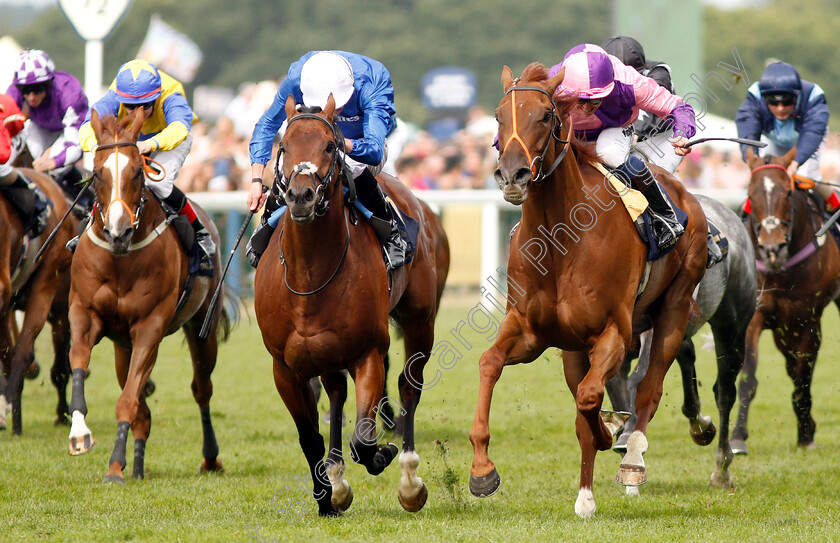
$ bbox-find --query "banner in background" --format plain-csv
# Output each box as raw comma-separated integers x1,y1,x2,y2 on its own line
137,14,202,83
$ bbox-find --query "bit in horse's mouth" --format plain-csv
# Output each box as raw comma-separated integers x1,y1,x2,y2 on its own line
290,211,315,224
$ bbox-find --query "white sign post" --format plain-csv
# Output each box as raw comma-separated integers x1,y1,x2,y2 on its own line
58,0,133,101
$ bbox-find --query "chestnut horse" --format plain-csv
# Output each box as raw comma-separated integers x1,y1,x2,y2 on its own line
732,148,840,452
468,64,707,517
65,110,233,484
0,168,77,433
254,96,449,516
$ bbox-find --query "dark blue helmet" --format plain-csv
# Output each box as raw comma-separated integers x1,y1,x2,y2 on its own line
758,62,802,98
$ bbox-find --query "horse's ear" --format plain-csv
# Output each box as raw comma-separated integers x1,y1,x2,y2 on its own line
745,146,762,169
125,107,145,141
501,66,514,91
90,109,102,139
285,95,297,120
323,94,336,120
781,146,797,168
547,67,565,95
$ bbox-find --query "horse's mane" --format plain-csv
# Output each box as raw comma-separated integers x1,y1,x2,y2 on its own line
517,63,600,165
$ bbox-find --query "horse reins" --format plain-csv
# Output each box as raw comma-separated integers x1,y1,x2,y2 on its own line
278,212,351,296
502,84,570,182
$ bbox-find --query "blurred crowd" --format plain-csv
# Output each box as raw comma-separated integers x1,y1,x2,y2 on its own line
174,94,840,195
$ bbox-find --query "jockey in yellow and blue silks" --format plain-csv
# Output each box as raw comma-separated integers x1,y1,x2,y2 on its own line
76,59,214,275
245,50,408,272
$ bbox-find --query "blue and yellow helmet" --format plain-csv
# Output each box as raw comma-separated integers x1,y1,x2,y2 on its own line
115,60,162,104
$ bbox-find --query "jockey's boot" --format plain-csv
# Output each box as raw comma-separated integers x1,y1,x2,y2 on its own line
245,190,282,269
355,169,407,272
65,215,90,253
706,229,724,268
182,202,216,276
55,165,94,218
618,157,684,250
0,171,50,237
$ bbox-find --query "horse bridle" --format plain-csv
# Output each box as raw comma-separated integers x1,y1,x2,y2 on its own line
501,84,570,182
92,140,148,232
273,112,345,216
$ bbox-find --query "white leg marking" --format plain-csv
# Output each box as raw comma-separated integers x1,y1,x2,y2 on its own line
0,394,9,429
623,430,648,468
327,461,351,505
68,410,91,440
625,485,640,497
575,487,596,518
398,450,424,499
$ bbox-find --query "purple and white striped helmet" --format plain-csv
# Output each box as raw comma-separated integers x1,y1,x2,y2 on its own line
14,50,55,86
551,44,615,100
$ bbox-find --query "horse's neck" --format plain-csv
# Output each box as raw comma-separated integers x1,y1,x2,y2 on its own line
520,152,585,228
281,198,348,271
791,192,820,247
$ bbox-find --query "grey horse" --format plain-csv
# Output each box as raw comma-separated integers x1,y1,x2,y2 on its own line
606,194,757,492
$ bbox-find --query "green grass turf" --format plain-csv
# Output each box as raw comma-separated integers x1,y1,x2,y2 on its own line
1,295,839,542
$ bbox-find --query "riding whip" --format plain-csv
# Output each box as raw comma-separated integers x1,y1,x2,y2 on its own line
199,185,268,339
33,176,94,264
815,206,840,238
684,137,767,149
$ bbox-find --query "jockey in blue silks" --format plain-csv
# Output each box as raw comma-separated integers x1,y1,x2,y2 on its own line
736,61,836,213
246,50,408,271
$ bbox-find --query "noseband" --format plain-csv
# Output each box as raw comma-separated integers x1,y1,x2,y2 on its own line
93,140,148,231
274,113,344,215
501,84,569,182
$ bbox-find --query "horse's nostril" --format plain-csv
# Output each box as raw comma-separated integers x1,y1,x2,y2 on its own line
304,188,315,203
514,168,532,185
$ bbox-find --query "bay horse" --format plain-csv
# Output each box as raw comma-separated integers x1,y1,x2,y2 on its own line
0,168,77,433
731,147,840,452
606,194,757,492
65,110,233,484
468,64,708,518
253,96,449,516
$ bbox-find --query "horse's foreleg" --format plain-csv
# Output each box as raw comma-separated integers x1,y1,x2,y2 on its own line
623,297,691,488
731,312,763,454
184,325,223,473
0,308,14,431
349,351,398,476
708,324,746,488
677,338,716,446
318,371,352,511
469,314,541,500
67,303,103,456
273,363,338,517
6,286,53,434
395,326,434,512
49,313,72,426
102,344,132,484
776,324,820,448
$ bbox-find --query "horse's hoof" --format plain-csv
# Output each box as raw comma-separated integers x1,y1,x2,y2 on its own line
144,379,156,398
709,471,734,488
470,467,501,498
318,506,342,517
600,409,631,438
729,439,748,455
102,474,125,485
616,464,647,486
398,481,428,512
24,361,40,380
331,481,354,511
68,434,95,455
200,458,224,473
799,441,818,451
690,416,716,446
612,431,629,454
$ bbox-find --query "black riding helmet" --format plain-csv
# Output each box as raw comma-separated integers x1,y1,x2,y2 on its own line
601,35,646,71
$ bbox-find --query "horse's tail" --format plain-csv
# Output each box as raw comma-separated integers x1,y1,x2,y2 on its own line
216,285,240,343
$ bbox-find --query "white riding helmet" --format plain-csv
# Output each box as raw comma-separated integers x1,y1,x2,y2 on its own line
300,52,355,110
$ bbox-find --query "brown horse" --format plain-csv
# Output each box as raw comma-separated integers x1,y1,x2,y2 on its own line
731,148,840,452
0,168,76,433
468,64,708,517
254,96,449,516
65,110,232,484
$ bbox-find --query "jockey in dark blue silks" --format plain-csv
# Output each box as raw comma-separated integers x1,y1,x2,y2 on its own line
736,61,837,212
246,50,408,271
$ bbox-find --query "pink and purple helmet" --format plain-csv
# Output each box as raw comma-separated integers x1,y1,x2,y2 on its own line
551,44,615,100
13,49,55,86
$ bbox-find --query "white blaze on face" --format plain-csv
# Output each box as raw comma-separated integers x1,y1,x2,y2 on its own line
103,151,131,231
764,176,775,206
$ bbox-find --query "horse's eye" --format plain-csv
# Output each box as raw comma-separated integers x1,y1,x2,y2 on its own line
542,112,551,123
326,141,336,153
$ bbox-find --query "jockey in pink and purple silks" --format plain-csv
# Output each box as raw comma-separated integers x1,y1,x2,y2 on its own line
551,43,697,249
